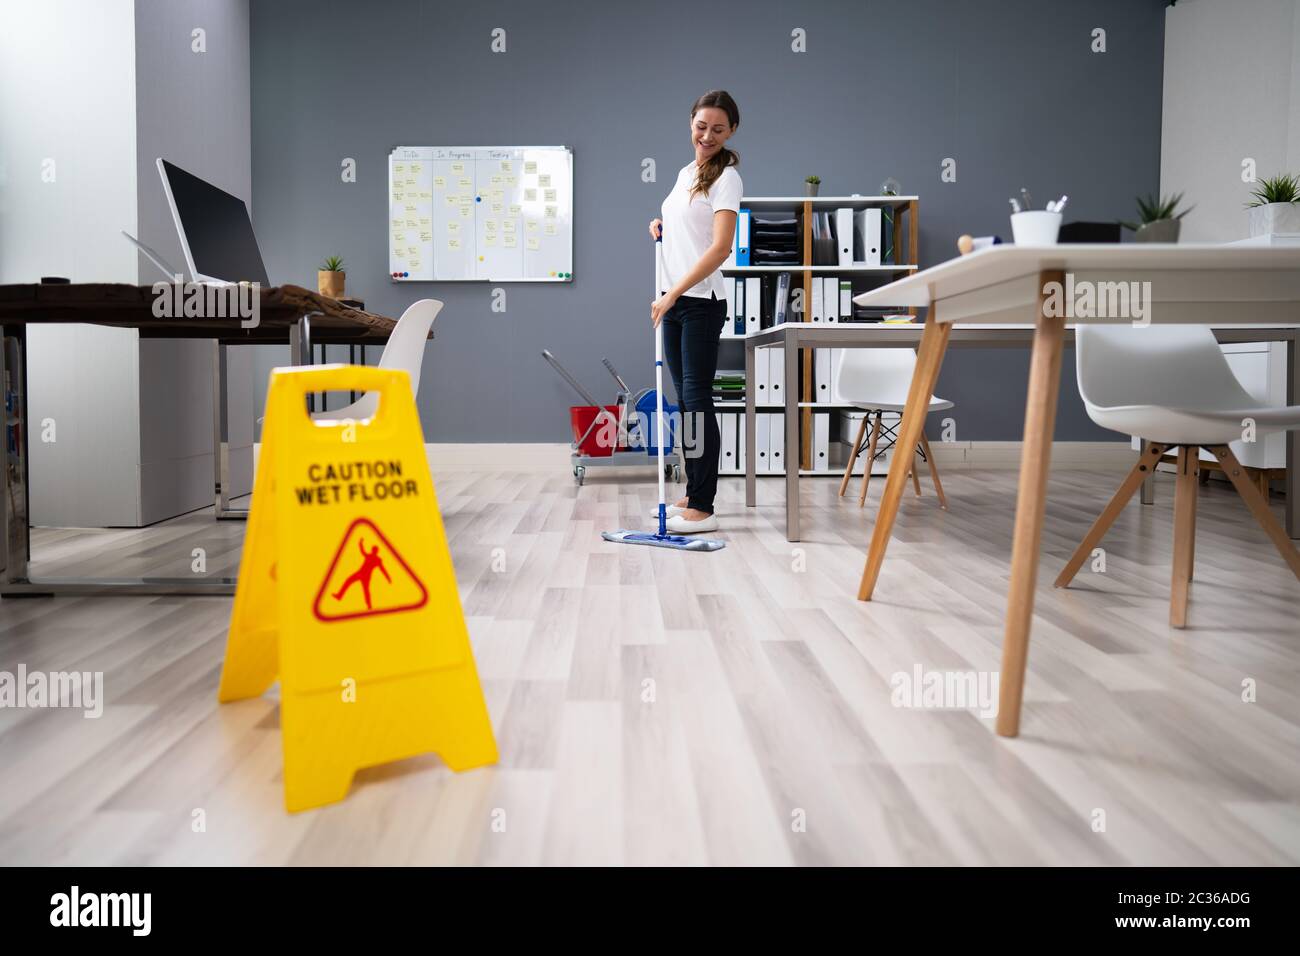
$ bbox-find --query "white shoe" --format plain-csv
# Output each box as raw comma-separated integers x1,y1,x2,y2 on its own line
665,513,719,534
650,505,687,519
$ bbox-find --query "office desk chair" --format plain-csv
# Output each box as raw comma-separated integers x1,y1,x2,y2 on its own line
312,298,442,422
1056,323,1300,628
835,347,954,509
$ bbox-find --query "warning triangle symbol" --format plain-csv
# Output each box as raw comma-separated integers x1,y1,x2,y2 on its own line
313,517,429,622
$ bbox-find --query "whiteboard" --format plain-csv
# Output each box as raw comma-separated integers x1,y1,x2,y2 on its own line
388,146,573,282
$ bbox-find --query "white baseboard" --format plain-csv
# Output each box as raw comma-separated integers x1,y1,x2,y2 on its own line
417,441,1137,473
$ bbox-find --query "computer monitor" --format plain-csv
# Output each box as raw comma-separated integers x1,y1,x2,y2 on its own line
156,158,270,285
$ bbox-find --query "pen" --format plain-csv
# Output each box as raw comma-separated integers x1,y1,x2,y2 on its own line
1009,197,1022,214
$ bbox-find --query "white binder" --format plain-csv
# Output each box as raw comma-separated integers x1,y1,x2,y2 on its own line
754,347,770,404
737,412,746,474
724,278,736,339
855,208,882,266
769,347,784,402
839,279,853,318
814,412,830,472
810,274,823,323
732,277,745,336
829,348,840,403
721,412,737,473
815,348,831,401
756,414,771,473
744,276,761,336
836,207,855,267
769,414,785,474
823,276,839,322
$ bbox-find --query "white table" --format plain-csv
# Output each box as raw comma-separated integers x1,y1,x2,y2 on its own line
842,243,1300,738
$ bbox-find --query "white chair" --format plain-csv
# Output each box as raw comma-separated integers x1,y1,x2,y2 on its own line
312,298,442,422
253,298,441,480
835,347,954,509
1056,323,1300,627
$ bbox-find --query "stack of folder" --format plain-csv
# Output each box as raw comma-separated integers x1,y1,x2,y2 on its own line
750,214,800,265
712,370,746,402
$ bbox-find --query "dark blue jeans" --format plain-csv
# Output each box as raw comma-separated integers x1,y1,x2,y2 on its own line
661,293,726,515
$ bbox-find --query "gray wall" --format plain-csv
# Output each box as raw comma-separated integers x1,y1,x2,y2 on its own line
136,0,255,518
250,0,1168,442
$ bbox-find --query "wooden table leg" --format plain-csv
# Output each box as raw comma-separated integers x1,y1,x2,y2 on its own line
995,270,1067,738
857,314,952,600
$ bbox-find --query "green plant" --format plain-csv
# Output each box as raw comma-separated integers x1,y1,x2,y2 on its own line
1245,173,1300,208
805,175,820,185
1120,192,1192,231
320,255,345,272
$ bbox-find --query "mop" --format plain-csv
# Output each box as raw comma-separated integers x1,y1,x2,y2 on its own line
601,229,725,553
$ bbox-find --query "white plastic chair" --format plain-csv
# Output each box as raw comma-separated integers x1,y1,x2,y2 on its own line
312,298,442,422
252,298,441,482
836,347,954,509
1057,323,1300,627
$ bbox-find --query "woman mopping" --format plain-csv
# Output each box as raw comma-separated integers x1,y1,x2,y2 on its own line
648,89,742,535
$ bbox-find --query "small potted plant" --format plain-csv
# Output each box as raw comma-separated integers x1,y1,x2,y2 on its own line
1120,192,1192,243
318,255,345,298
1246,173,1300,238
804,175,820,197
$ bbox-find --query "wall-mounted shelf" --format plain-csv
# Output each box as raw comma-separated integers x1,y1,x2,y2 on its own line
740,195,918,208
721,265,917,274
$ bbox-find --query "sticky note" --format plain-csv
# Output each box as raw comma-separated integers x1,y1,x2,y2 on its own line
525,220,539,233
448,238,461,250
458,177,472,188
451,162,464,174
485,219,497,232
506,175,518,186
524,161,538,174
545,222,557,236
459,195,472,205
544,189,557,203
405,203,418,213
445,195,458,206
501,161,513,173
502,219,516,233
503,235,517,248
538,174,552,188
448,221,460,233
418,230,432,242
525,189,537,201
394,163,407,174
433,176,446,189
419,217,431,228
526,237,540,251
410,163,423,175
491,175,503,186
405,218,417,228
509,204,521,215
491,202,503,213
409,259,421,270
460,206,471,218
484,235,497,247
545,205,557,218
407,246,418,256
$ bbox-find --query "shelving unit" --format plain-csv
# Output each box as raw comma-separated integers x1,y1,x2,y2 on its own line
715,193,920,476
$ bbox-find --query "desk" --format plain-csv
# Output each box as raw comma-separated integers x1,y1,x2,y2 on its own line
744,323,1299,542
0,282,398,596
835,243,1300,738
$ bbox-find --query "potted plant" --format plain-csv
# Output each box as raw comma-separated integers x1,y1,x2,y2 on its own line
1120,192,1192,243
318,255,345,298
804,175,820,197
1245,173,1300,238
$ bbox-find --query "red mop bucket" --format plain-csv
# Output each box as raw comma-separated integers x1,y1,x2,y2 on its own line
569,405,620,457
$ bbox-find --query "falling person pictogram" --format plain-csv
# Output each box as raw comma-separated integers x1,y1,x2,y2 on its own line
331,538,392,610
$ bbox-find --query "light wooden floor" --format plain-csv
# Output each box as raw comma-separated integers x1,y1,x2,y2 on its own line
1,464,1298,865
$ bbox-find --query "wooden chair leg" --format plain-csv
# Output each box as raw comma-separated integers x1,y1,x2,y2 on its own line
857,411,883,506
1210,445,1300,581
1055,441,1167,588
1170,447,1199,628
838,413,868,497
918,431,947,510
908,436,923,498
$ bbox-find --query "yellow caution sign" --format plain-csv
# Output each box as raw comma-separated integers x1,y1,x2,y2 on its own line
218,364,497,813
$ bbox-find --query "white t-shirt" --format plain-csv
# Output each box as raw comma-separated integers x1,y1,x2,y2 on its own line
660,161,742,300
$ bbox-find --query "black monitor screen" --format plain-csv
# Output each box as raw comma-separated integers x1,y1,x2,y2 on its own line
160,159,269,285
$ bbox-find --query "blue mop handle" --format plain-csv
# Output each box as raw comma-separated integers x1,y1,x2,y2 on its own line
654,226,667,537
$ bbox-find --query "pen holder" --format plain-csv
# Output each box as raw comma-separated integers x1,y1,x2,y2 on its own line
1010,211,1062,246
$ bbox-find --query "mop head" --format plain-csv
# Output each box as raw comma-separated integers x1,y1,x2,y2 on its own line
601,529,725,552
